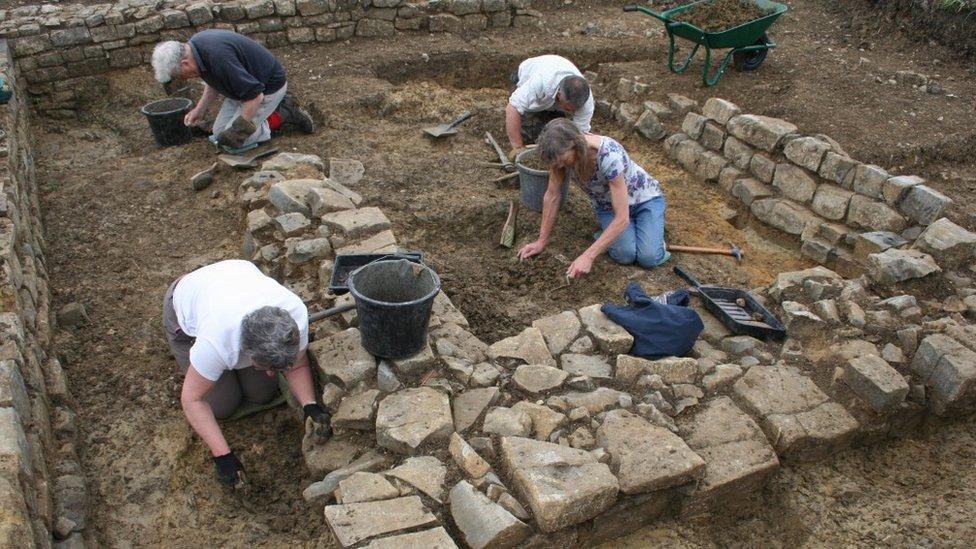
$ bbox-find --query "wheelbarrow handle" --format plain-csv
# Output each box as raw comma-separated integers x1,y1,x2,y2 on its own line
672,265,703,289
622,4,669,23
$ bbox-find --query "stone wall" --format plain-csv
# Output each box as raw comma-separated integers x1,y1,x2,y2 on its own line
0,0,535,117
227,144,976,547
598,76,960,282
0,43,89,547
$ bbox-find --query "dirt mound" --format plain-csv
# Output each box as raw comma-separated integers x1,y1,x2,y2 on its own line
674,0,771,32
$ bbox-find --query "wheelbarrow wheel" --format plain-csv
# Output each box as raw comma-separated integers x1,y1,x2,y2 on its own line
733,33,769,71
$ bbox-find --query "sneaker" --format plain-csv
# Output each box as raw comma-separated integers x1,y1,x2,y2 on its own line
276,94,315,134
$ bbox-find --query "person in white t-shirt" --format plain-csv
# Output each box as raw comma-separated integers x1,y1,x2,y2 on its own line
505,54,595,159
161,259,331,488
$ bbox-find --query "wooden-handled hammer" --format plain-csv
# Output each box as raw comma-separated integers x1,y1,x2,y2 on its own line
667,243,743,262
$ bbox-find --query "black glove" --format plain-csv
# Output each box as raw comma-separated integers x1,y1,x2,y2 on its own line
215,116,257,148
213,451,246,488
303,403,333,441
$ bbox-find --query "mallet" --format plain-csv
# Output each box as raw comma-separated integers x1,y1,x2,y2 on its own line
666,243,743,262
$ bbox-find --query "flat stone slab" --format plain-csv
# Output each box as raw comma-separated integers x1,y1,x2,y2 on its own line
733,366,858,460
336,472,399,504
449,480,531,549
680,397,779,508
448,433,492,479
309,328,376,388
561,354,612,379
387,456,447,502
487,326,555,367
375,388,453,454
269,178,325,217
362,527,457,549
532,311,581,356
453,388,499,433
335,229,398,255
323,496,437,547
511,401,567,441
483,406,533,437
321,206,391,238
513,364,567,394
332,389,380,431
596,409,705,494
499,436,619,533
549,387,626,415
616,355,697,385
579,304,634,354
262,152,324,173
308,186,356,217
866,248,941,285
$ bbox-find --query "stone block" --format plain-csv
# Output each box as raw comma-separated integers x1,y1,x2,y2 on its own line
750,198,818,236
674,139,705,172
773,164,818,203
702,97,741,125
309,328,376,387
910,334,976,416
579,305,633,355
899,185,952,226
449,481,530,549
332,390,380,431
852,231,907,260
667,93,699,115
818,152,857,188
635,111,666,140
387,456,447,502
811,184,853,221
726,114,797,151
336,472,399,503
375,388,452,454
321,207,390,238
866,248,940,285
699,122,725,151
499,436,618,532
680,112,706,139
560,354,612,379
362,528,457,548
616,355,696,385
323,496,437,547
912,218,976,268
532,311,580,356
783,136,830,172
749,153,776,183
694,151,727,182
882,175,923,206
513,364,567,394
722,136,753,170
449,434,492,479
596,410,704,494
852,164,889,199
733,366,857,460
719,167,746,192
731,178,774,206
847,195,907,232
487,326,554,366
680,397,779,508
453,388,499,433
842,355,909,412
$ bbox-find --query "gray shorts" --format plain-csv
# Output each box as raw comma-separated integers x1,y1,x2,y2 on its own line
162,279,279,419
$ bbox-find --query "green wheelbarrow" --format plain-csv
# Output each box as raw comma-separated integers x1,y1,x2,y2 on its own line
623,0,788,86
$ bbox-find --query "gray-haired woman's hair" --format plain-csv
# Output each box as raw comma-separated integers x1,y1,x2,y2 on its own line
241,306,300,371
151,41,185,83
536,118,588,179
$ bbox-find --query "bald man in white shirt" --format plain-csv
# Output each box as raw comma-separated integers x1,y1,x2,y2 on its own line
505,54,594,159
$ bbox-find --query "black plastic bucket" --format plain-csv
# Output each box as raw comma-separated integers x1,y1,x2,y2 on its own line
141,97,193,147
347,259,441,359
516,148,570,212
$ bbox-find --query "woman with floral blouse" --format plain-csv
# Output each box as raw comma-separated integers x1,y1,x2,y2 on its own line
517,118,669,277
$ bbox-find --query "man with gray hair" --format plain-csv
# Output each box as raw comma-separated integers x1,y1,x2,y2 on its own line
505,54,594,159
162,259,330,488
151,29,313,153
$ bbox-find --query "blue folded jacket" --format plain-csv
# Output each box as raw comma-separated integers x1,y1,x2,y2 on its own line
601,282,704,360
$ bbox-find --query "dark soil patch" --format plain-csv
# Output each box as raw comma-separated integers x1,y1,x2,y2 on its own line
673,0,772,32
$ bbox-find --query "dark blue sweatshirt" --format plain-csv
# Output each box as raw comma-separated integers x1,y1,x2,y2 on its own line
188,30,286,101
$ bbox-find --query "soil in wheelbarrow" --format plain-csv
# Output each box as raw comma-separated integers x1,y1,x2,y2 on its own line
674,0,772,32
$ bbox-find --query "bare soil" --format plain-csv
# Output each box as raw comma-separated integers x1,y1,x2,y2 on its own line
673,0,771,33
30,0,976,546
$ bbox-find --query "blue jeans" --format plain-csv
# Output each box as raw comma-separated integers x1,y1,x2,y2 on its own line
595,196,669,268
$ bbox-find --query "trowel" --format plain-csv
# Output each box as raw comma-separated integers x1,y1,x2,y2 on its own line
423,111,473,138
218,147,279,170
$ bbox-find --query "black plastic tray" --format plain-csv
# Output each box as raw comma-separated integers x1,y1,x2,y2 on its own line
328,252,423,295
674,265,787,342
